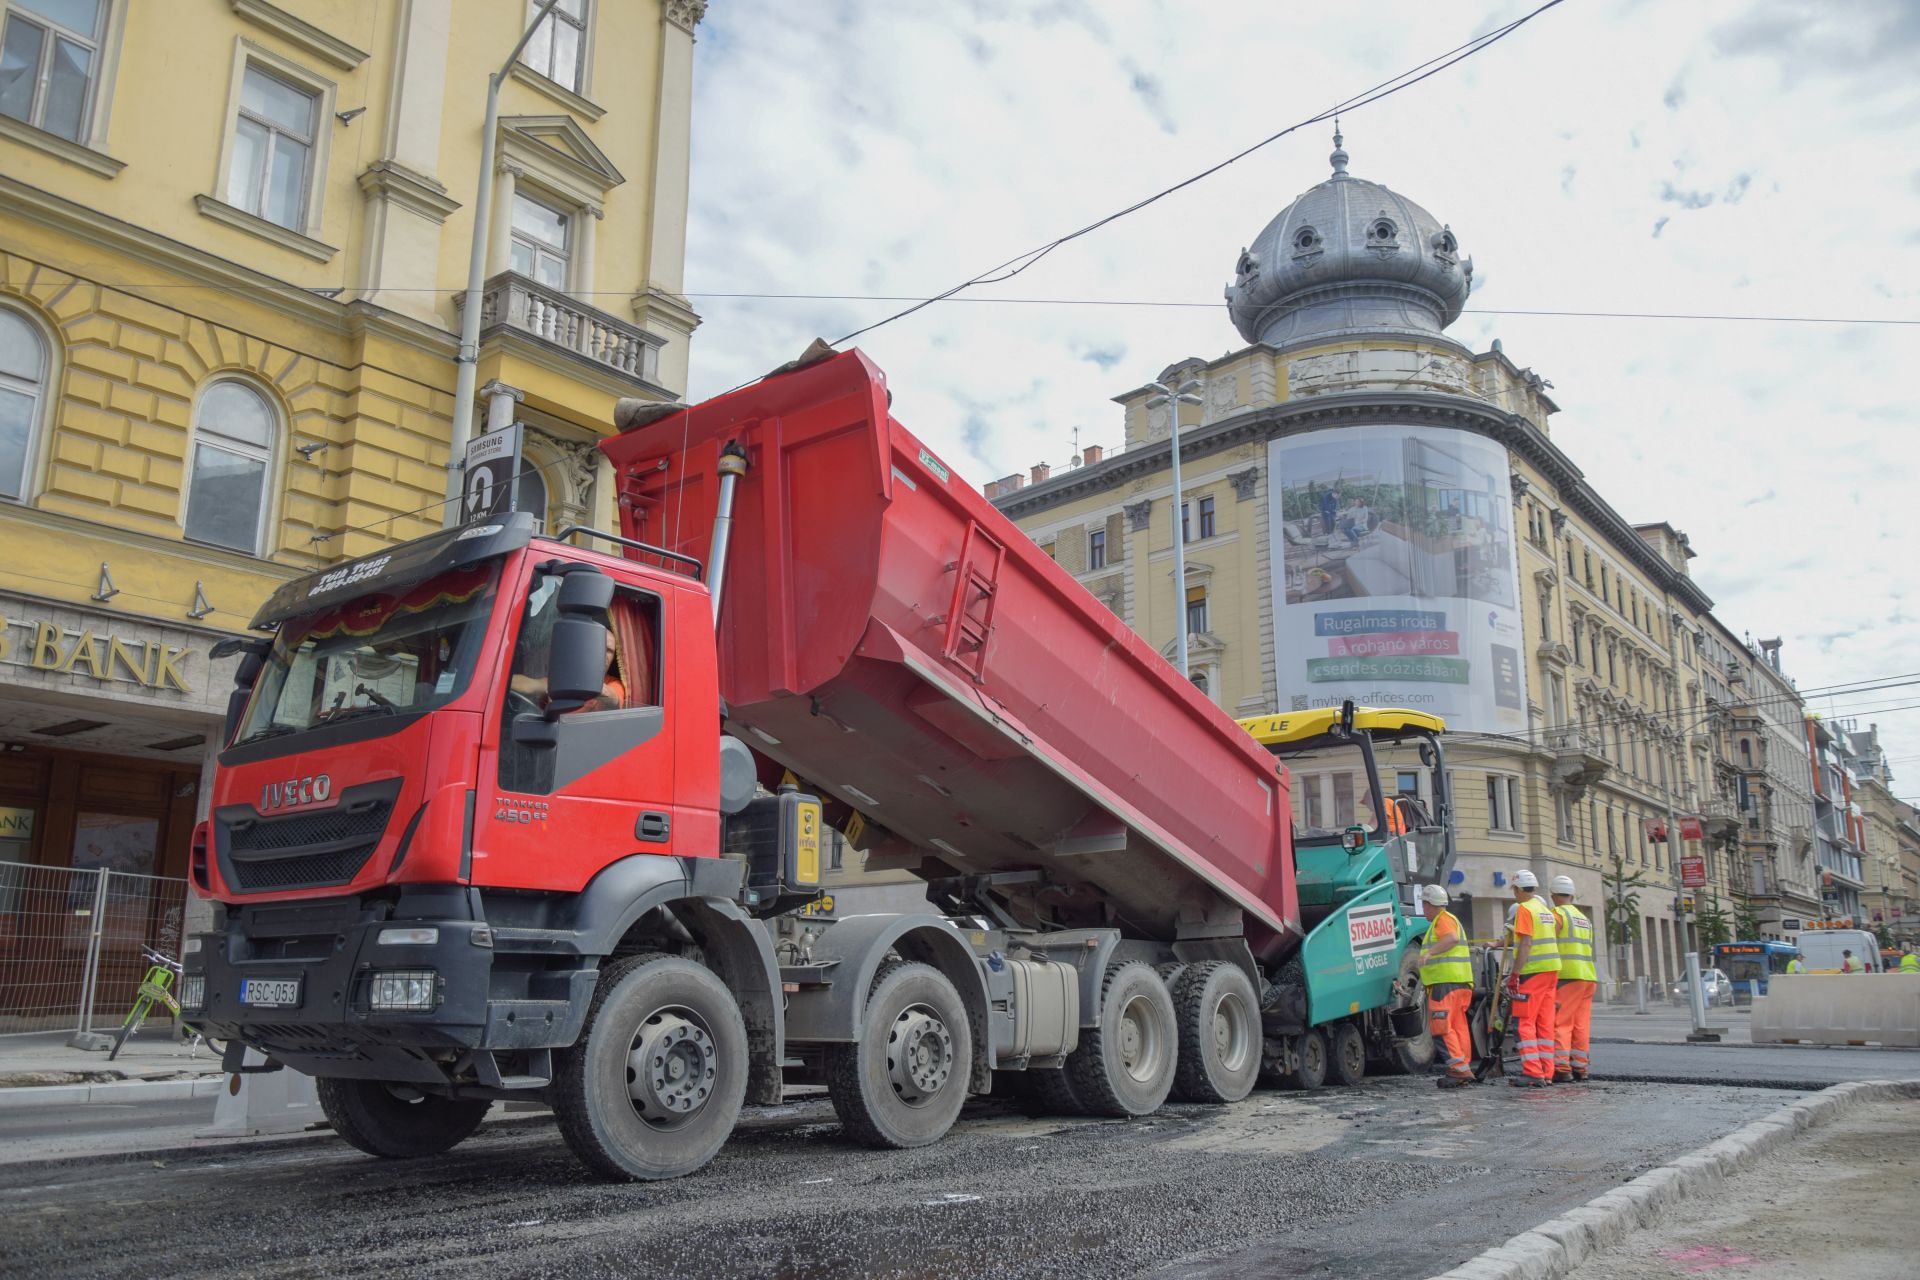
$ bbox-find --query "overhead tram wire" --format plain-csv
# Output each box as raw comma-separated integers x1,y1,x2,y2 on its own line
824,0,1572,349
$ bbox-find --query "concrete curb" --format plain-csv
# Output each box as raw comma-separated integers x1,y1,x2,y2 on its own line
0,1076,227,1109
1430,1078,1920,1280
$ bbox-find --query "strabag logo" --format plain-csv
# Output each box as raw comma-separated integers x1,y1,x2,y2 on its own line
1346,902,1398,957
308,554,392,598
260,774,332,811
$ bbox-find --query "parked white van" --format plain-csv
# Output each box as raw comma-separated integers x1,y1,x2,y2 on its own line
1792,929,1883,973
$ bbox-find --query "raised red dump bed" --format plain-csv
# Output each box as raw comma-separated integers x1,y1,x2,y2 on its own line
600,350,1300,959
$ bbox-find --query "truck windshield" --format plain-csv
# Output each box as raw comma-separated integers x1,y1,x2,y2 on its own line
234,563,499,745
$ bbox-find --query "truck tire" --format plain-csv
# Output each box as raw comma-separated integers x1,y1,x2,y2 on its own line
825,962,972,1149
1276,1029,1327,1091
1171,962,1260,1104
552,952,748,1181
1022,1067,1087,1117
1326,1022,1367,1087
1065,961,1177,1118
316,1079,491,1159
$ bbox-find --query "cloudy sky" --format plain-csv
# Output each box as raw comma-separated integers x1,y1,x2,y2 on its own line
682,0,1920,800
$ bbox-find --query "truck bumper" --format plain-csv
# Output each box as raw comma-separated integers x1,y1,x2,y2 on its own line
184,889,596,1087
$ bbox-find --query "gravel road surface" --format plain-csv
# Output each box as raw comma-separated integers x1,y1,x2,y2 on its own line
0,1076,1810,1280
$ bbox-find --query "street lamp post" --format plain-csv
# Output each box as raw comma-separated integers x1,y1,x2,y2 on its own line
444,0,564,527
1144,378,1203,676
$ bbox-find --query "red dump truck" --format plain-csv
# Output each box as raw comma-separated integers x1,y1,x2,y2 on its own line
183,349,1450,1180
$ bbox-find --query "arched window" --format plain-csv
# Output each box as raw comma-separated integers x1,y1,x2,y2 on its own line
515,454,549,533
0,307,49,501
185,380,276,553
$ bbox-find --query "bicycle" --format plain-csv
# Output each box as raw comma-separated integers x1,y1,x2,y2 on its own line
108,946,204,1061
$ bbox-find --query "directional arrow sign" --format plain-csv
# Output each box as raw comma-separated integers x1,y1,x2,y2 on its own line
463,424,523,523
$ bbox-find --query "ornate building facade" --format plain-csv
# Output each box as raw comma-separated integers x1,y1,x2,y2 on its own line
0,0,704,881
990,133,1801,988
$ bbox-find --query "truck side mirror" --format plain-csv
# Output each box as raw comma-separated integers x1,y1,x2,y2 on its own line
544,616,609,713
220,644,269,746
1342,825,1366,853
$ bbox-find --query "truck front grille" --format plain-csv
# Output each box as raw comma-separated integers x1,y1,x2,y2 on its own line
215,778,405,893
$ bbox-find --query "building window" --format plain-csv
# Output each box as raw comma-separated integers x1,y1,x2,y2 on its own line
0,306,48,500
184,380,276,554
227,64,317,229
1197,495,1216,540
1180,501,1190,544
0,0,104,142
515,454,548,533
1571,621,1582,666
1185,586,1208,636
520,0,586,93
1088,527,1106,570
1565,542,1575,576
510,191,571,289
1486,774,1519,833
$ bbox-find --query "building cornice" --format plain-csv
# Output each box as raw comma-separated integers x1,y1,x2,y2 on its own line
356,160,462,223
0,113,125,178
230,0,370,70
992,386,1714,615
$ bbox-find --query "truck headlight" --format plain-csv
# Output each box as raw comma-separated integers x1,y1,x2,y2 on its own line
376,927,439,946
178,974,206,1011
369,970,439,1012
184,936,202,955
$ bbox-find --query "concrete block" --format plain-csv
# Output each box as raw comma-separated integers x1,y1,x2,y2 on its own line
1529,1216,1593,1269
1476,1243,1555,1280
1558,1204,1632,1250
1751,974,1920,1046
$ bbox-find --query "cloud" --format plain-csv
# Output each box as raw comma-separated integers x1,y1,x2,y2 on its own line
1651,216,1670,238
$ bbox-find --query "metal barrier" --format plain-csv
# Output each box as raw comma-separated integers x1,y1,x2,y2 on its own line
1750,973,1920,1047
0,859,190,1040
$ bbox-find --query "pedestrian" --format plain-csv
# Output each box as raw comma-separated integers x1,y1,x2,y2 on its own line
1786,954,1805,974
1320,487,1339,539
1901,948,1919,974
1841,949,1858,974
1548,876,1595,1083
1416,884,1475,1089
1504,870,1560,1088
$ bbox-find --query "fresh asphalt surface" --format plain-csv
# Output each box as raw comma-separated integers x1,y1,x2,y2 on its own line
2,1046,1888,1280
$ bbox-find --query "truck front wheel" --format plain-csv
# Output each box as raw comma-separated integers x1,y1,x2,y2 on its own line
1066,961,1177,1118
826,962,973,1148
316,1079,491,1159
1327,1022,1367,1087
1172,962,1260,1104
552,952,748,1181
1276,1028,1327,1091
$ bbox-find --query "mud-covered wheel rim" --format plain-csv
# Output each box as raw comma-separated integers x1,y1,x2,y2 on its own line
885,1003,955,1107
1336,1026,1366,1080
1117,991,1169,1085
1301,1031,1326,1077
626,1005,719,1131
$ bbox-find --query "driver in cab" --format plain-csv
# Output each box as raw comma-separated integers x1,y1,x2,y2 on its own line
511,625,625,714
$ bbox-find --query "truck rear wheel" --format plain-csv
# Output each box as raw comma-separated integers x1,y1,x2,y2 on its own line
1066,961,1177,1118
826,962,972,1148
1172,962,1260,1104
552,952,748,1181
1276,1029,1327,1091
1327,1022,1367,1087
1022,1067,1087,1117
316,1079,491,1159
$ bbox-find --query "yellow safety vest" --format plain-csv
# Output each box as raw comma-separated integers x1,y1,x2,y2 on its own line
1511,894,1561,977
1786,959,1804,973
1419,909,1473,988
1553,904,1596,982
1901,954,1919,973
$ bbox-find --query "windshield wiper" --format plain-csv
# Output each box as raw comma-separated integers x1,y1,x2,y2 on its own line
234,724,302,747
317,702,400,727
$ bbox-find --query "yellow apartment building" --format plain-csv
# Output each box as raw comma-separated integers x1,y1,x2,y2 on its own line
0,0,705,882
988,133,1793,989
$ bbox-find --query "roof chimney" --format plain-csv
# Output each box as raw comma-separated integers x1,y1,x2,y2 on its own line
1031,462,1050,485
1082,444,1104,465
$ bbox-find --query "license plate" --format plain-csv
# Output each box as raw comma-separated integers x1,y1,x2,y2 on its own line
241,977,302,1008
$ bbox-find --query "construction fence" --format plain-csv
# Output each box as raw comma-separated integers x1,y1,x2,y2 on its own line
0,859,191,1038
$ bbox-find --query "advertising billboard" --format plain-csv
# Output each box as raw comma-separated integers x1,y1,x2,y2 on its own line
1267,425,1528,732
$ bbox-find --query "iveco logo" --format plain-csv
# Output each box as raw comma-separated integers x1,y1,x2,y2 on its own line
261,775,332,811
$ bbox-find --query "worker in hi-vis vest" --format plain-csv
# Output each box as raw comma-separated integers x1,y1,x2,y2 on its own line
1901,948,1919,973
1505,870,1561,1087
1549,876,1596,1083
1416,884,1475,1089
1786,955,1805,974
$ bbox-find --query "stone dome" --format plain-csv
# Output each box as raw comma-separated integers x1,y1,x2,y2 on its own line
1224,130,1473,347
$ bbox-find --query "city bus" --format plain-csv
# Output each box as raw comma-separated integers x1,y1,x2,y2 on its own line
1713,940,1801,1002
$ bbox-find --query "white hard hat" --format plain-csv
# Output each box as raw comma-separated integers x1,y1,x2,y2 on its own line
1421,884,1450,906
1512,869,1538,889
1550,875,1576,895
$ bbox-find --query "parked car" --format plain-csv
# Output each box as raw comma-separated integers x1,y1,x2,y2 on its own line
1671,967,1735,1006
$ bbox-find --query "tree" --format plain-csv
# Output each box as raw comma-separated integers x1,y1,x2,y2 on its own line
1733,901,1765,942
1601,855,1648,948
1694,893,1733,952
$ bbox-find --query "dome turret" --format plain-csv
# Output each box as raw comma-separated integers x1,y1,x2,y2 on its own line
1225,129,1473,347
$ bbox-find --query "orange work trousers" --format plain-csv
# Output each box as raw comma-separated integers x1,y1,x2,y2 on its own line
1511,972,1558,1080
1427,986,1473,1079
1554,979,1595,1078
